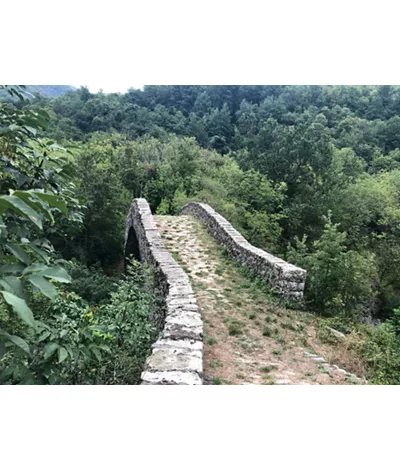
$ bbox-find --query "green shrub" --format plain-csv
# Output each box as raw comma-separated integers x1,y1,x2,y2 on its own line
287,212,378,317
65,261,119,305
353,322,400,384
0,261,159,384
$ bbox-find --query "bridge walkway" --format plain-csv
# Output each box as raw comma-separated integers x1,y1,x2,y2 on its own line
155,214,359,385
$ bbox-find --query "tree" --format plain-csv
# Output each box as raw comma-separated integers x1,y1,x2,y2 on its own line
0,86,83,365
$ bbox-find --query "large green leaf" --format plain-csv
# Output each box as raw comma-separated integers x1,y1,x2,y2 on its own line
0,276,23,297
22,263,48,274
0,262,25,274
28,275,57,300
5,243,30,265
40,266,71,283
0,195,42,229
29,244,50,263
37,330,51,342
12,191,54,224
58,347,68,363
43,343,59,360
34,192,68,215
0,291,35,328
3,334,30,355
0,280,12,292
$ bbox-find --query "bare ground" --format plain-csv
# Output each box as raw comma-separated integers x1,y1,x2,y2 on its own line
155,215,367,385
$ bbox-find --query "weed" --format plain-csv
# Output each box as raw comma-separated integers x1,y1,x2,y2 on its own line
263,326,279,338
213,378,223,385
260,365,278,373
318,364,331,375
195,271,207,277
276,334,286,345
263,326,272,337
207,337,218,345
229,323,242,336
300,337,309,347
280,321,296,331
210,360,223,368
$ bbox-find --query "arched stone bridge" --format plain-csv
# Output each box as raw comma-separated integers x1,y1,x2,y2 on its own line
125,199,308,385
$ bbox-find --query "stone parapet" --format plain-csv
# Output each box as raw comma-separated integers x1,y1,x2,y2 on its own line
125,199,203,385
180,202,306,298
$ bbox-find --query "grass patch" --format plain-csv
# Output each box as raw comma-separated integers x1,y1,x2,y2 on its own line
228,318,244,336
260,365,279,373
215,266,225,276
194,271,207,277
229,324,242,336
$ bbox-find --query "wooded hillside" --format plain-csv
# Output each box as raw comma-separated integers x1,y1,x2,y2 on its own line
2,84,400,384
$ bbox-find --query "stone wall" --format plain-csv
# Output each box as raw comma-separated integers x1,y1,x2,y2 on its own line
125,198,203,385
180,202,306,298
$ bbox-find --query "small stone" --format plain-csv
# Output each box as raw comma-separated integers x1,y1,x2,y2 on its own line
312,357,327,363
304,352,318,358
326,327,346,341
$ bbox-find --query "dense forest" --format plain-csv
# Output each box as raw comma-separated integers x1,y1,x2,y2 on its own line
2,84,400,384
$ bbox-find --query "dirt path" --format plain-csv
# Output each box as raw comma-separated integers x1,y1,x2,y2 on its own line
156,215,366,385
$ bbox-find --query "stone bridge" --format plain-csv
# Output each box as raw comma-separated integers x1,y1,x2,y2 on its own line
125,198,306,385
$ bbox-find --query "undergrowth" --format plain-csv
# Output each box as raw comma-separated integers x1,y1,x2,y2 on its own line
0,260,161,385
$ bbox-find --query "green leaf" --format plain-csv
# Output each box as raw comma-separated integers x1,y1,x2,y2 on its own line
0,195,42,229
90,346,102,362
37,330,51,342
58,347,68,363
0,262,25,274
28,275,57,300
0,340,5,359
0,291,35,328
4,334,30,355
29,245,50,263
34,192,68,215
40,266,71,283
5,243,30,265
64,344,75,360
0,280,12,292
43,343,59,360
13,191,54,224
25,126,37,136
1,276,23,297
22,263,48,274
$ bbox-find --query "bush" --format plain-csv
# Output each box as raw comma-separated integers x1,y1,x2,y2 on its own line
287,212,378,317
348,322,400,384
0,261,160,385
65,261,119,305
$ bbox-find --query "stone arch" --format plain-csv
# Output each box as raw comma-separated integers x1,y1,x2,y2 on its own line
124,226,141,266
